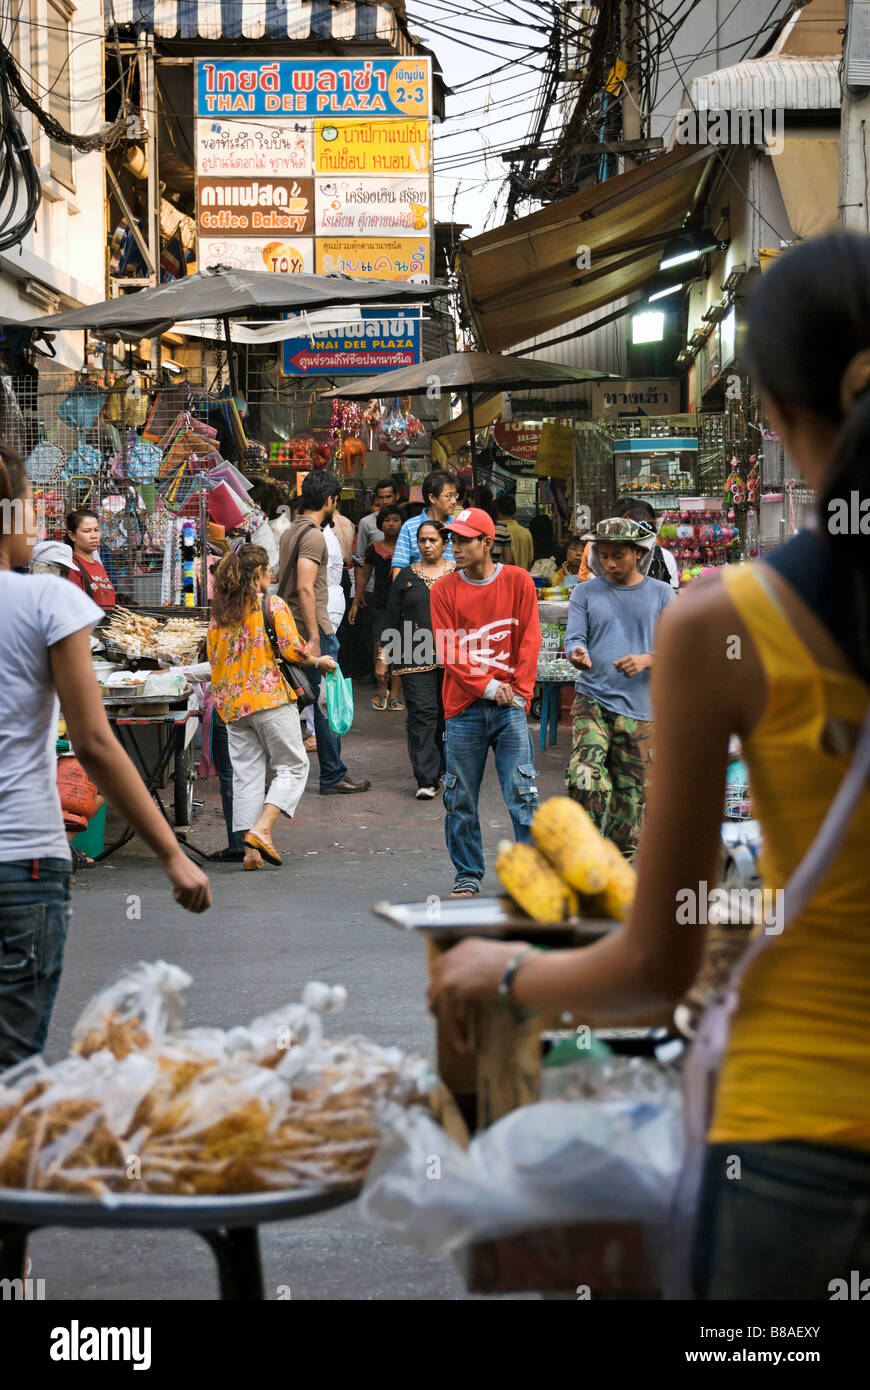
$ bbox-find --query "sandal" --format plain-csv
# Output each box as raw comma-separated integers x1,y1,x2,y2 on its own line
371,693,388,710
388,698,406,711
449,881,481,898
244,833,282,866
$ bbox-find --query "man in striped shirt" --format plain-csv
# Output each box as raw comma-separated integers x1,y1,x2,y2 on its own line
391,469,459,578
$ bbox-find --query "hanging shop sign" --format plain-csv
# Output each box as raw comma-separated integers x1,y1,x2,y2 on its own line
198,237,314,274
314,177,430,236
197,178,314,237
314,120,430,175
282,307,422,376
195,121,312,177
196,58,431,119
315,238,429,281
589,378,681,418
492,421,543,463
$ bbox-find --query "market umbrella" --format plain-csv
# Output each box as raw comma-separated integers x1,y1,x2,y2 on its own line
322,349,615,482
11,268,445,337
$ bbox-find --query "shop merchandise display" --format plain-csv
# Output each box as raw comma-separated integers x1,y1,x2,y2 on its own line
0,963,432,1198
657,504,738,581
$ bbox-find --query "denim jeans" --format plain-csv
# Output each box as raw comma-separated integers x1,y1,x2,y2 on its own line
307,628,348,790
692,1140,870,1299
0,859,72,1069
442,700,539,887
211,709,245,851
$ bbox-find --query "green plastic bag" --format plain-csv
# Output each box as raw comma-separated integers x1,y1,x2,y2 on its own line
325,668,354,737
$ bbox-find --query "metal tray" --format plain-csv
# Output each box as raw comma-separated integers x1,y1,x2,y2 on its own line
0,1185,357,1230
101,685,192,706
373,896,615,945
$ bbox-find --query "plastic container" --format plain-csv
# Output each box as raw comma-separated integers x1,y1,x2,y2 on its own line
71,804,106,859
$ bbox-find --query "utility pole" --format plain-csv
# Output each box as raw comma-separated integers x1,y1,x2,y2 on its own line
619,0,643,171
839,1,870,233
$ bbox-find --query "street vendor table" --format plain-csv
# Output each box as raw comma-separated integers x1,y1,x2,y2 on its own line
0,1187,356,1301
97,695,209,863
374,896,671,1298
537,680,574,751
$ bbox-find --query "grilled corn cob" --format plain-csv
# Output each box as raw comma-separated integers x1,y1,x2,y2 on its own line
586,837,637,919
531,797,609,894
496,840,580,923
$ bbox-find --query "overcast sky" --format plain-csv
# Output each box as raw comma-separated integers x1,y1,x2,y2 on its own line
407,3,560,237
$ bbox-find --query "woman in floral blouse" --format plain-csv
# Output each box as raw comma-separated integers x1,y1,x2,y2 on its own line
207,544,336,870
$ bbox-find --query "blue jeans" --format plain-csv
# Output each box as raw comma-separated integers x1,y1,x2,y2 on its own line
308,628,348,790
211,709,245,851
442,700,539,887
0,859,72,1069
693,1140,870,1299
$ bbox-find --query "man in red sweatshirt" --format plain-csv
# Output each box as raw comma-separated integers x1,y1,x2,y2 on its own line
430,507,542,897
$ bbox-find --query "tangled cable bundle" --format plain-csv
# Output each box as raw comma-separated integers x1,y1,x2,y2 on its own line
0,37,129,253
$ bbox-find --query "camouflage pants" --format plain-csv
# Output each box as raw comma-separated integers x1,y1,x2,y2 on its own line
565,694,654,858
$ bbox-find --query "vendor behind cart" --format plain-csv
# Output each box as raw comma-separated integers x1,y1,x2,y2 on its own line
66,508,115,610
0,446,210,1068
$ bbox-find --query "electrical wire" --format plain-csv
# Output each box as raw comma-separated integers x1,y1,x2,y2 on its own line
0,41,40,251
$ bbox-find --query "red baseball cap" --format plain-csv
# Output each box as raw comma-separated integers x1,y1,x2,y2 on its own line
443,507,496,540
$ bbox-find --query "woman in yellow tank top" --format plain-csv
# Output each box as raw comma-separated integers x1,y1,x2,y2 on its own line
427,233,870,1299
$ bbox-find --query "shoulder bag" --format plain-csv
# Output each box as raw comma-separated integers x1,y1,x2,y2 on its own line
260,595,316,711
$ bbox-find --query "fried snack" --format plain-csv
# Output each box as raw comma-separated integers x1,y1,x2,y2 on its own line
75,1017,152,1060
0,1099,125,1194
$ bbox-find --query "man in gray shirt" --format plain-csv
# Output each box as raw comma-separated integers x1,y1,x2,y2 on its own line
563,517,674,858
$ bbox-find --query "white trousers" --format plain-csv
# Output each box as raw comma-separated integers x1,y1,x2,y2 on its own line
226,703,309,832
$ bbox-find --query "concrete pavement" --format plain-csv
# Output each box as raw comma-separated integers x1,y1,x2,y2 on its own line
35,688,570,1300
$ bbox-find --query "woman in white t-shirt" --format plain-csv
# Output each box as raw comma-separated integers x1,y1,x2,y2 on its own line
0,445,211,1068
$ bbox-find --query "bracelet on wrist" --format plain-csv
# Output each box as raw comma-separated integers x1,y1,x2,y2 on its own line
498,946,544,1022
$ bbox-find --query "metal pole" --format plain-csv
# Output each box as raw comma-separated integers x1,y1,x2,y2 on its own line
466,388,478,496
223,316,239,398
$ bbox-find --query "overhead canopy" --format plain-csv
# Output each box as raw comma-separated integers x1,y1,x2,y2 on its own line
10,269,445,340
321,349,614,399
458,145,714,352
111,0,410,43
768,130,839,239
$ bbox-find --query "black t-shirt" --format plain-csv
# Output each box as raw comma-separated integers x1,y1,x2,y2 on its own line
364,541,395,609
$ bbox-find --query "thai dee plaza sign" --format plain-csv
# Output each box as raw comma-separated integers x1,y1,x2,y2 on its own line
282,306,422,376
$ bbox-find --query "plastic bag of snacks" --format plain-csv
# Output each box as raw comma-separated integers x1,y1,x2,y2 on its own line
0,965,432,1198
71,960,193,1060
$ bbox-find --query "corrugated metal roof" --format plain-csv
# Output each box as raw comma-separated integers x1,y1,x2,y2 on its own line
110,0,407,44
688,57,841,112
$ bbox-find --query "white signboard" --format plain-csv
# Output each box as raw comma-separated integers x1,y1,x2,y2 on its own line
198,237,314,275
195,120,312,177
314,176,430,237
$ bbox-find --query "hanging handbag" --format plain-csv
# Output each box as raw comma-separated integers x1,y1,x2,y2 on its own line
58,380,105,430
24,434,65,485
111,430,162,485
260,595,316,710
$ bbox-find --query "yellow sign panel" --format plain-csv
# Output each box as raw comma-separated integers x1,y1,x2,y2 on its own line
316,238,430,281
314,120,429,175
